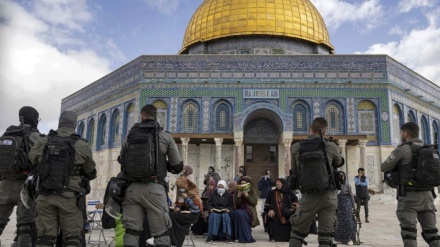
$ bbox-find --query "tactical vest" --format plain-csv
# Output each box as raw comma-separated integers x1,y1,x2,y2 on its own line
121,122,167,182
37,130,80,194
355,176,369,197
0,126,38,178
397,142,439,189
298,137,332,193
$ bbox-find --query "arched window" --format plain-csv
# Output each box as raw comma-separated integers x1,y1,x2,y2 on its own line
292,103,309,132
420,116,429,143
432,121,439,145
110,109,121,147
77,121,85,138
357,100,377,134
214,103,231,132
87,118,95,146
182,101,199,132
407,110,416,123
325,103,343,133
392,104,403,145
124,103,136,139
153,100,168,131
98,114,107,148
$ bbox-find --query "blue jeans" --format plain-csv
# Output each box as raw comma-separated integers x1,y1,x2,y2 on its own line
207,212,231,237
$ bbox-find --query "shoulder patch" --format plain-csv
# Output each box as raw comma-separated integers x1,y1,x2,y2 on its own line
385,154,395,162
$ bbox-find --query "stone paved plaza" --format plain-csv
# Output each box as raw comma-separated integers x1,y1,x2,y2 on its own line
2,193,440,246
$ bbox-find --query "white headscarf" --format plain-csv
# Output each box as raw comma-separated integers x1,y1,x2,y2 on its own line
217,180,227,196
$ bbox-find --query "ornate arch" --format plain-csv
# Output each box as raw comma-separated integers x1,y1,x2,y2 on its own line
324,100,344,134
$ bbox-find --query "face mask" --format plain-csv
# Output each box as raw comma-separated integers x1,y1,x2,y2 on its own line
217,188,225,194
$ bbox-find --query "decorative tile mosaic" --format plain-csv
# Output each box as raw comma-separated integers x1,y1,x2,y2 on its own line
170,97,178,132
203,98,210,132
347,98,355,133
62,54,440,148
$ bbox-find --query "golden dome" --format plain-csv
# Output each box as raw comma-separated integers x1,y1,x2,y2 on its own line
180,0,333,54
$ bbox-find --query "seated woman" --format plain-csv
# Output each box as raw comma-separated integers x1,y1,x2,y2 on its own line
206,180,233,244
265,178,298,242
230,176,259,243
169,176,202,247
334,171,356,246
192,178,216,235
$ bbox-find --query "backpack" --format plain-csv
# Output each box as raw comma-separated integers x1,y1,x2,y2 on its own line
0,126,32,176
409,143,440,187
297,138,332,193
37,130,80,193
121,123,157,181
384,143,440,189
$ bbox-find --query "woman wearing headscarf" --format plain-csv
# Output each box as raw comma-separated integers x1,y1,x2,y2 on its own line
234,166,247,182
169,176,202,247
203,166,221,185
334,171,356,245
172,165,194,206
230,176,259,243
265,178,298,242
206,180,233,244
192,178,216,235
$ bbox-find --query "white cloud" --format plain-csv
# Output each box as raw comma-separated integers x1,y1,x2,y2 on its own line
310,0,384,30
359,7,440,85
389,26,406,36
0,0,111,134
33,0,92,31
142,0,180,15
398,0,433,13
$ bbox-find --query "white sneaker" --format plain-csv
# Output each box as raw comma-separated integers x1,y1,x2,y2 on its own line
347,240,354,246
146,237,155,246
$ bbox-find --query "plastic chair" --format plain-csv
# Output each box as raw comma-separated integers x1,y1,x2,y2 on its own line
87,199,107,246
184,224,195,247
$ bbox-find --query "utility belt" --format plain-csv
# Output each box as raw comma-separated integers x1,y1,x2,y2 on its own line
398,185,432,196
301,188,334,194
405,187,432,192
134,176,158,183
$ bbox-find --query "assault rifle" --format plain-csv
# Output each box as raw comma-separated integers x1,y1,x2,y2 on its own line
318,128,342,190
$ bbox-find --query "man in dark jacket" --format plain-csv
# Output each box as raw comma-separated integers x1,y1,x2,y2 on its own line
0,106,40,246
258,170,273,214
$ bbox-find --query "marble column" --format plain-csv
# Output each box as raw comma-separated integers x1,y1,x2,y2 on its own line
214,138,223,173
338,139,348,175
283,139,292,177
359,139,368,169
338,139,347,161
234,138,243,177
180,137,190,166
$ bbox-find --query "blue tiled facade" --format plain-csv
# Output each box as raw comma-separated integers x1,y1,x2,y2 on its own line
63,54,440,148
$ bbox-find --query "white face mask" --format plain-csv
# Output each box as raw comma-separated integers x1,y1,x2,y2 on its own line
217,188,225,195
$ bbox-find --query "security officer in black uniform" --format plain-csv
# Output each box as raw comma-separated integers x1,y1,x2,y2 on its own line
381,122,440,247
289,117,344,247
120,104,183,247
0,106,41,247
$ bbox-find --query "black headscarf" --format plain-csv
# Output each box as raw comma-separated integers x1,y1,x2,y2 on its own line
19,106,39,128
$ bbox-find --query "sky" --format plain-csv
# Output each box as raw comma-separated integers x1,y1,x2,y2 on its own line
1,0,440,134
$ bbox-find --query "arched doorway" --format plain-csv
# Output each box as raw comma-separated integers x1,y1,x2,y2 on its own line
242,109,283,196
